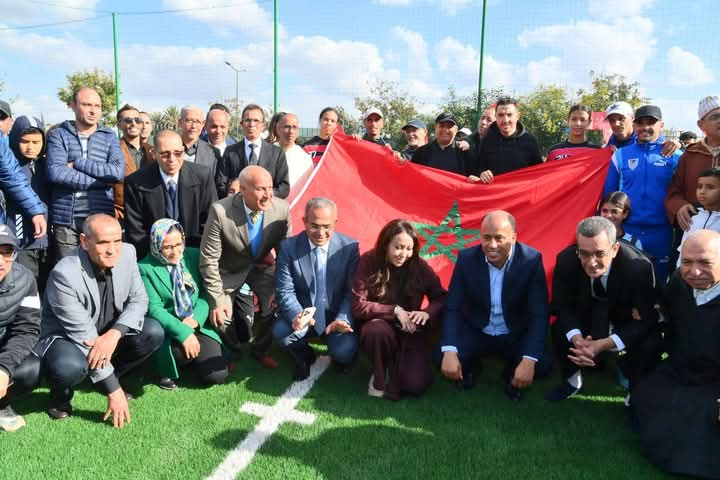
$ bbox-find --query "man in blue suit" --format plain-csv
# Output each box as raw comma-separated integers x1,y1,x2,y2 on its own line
440,210,552,400
273,197,360,381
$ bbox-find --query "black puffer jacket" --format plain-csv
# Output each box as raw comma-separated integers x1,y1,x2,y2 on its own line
476,121,543,176
0,262,40,378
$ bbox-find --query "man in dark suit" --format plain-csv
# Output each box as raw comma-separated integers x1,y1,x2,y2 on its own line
200,165,291,368
178,105,219,176
215,104,289,199
545,216,662,401
440,210,552,400
273,197,359,380
124,130,217,260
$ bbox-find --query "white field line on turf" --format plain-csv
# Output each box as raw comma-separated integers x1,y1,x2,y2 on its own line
207,355,331,480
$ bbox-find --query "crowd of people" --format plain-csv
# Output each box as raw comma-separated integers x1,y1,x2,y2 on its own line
0,87,719,478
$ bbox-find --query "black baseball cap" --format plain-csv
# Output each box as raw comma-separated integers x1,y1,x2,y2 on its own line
435,112,458,126
634,105,662,121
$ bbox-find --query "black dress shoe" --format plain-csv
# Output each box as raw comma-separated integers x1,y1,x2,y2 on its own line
292,361,310,381
47,402,73,420
544,382,581,402
455,371,477,390
332,360,352,374
158,377,178,391
504,382,523,401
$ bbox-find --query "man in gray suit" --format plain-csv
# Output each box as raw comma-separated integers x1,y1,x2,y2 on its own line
37,214,162,428
273,197,359,381
215,104,290,198
200,165,291,368
178,105,219,176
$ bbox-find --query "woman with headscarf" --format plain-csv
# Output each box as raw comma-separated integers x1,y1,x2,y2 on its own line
138,218,228,389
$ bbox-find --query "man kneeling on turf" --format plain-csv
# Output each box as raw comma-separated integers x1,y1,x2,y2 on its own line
440,211,552,400
36,214,163,428
0,226,41,432
546,216,662,401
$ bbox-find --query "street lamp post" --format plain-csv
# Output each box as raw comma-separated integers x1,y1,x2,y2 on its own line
225,61,246,138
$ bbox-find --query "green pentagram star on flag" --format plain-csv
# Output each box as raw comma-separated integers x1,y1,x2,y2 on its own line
412,201,482,263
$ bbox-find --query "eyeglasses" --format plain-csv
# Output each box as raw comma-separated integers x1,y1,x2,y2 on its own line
576,246,615,260
182,119,204,125
122,117,143,125
157,150,184,160
161,242,184,253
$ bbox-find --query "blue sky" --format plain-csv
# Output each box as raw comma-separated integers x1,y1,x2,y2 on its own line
0,0,716,132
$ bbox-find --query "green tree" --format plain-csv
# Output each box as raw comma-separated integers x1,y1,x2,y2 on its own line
57,68,119,126
334,105,360,135
577,71,650,112
354,80,419,148
519,85,572,155
439,86,507,130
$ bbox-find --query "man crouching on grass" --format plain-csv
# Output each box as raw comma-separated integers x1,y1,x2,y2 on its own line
35,214,163,428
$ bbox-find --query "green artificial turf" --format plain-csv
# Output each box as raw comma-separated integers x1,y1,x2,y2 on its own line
3,349,674,480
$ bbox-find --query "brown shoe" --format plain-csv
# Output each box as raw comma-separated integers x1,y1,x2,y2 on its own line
255,354,279,369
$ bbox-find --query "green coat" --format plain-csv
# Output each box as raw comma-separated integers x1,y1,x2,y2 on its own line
138,247,224,379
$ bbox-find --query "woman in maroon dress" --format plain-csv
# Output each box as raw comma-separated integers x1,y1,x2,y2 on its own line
352,220,447,400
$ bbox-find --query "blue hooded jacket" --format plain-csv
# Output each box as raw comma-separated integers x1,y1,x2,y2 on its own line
0,131,45,225
45,120,124,226
603,139,681,226
7,116,49,249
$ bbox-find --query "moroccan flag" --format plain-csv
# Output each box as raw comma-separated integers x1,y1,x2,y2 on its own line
288,134,612,287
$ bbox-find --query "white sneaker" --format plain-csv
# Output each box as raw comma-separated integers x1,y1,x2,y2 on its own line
0,405,26,432
367,375,384,398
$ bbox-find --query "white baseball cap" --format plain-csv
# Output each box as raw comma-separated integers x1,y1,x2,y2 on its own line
605,101,633,118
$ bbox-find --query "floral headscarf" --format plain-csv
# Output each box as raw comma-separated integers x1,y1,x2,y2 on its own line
150,218,196,319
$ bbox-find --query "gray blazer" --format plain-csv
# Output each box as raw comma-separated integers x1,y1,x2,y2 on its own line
194,140,220,176
36,243,148,383
199,194,291,309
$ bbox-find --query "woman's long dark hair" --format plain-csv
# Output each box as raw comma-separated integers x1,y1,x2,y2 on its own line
365,219,424,301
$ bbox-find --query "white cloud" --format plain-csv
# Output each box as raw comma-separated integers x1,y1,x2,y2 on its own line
440,0,473,15
391,26,432,80
667,46,714,86
160,0,280,40
280,35,386,97
517,17,655,83
587,0,654,20
0,0,98,23
526,57,569,87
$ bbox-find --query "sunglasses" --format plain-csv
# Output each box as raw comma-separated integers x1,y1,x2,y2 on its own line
122,117,144,125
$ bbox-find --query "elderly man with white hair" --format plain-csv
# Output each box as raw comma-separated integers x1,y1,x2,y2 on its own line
178,105,219,175
633,229,720,479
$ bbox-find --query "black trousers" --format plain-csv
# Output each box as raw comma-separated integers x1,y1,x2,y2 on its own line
42,318,164,403
170,332,228,385
0,353,41,409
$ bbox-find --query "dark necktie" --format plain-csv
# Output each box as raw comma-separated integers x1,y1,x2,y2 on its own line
167,180,178,220
593,277,607,298
249,143,258,165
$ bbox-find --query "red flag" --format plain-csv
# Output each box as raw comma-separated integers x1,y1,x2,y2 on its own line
289,133,611,287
